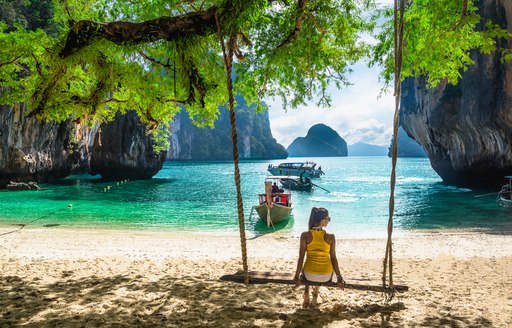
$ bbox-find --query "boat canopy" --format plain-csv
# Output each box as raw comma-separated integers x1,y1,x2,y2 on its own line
258,193,291,205
270,162,316,168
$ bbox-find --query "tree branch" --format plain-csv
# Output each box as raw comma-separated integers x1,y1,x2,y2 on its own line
138,51,174,70
61,0,74,21
143,107,159,132
59,6,218,58
182,55,208,107
156,95,189,105
31,54,43,77
0,55,22,68
28,64,67,117
306,12,327,34
104,98,128,103
276,0,308,49
462,0,468,18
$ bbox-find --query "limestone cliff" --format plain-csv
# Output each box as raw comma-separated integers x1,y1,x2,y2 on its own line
387,127,427,158
0,94,277,187
90,111,166,181
0,105,165,188
168,95,287,160
0,103,88,188
287,124,348,157
400,0,512,187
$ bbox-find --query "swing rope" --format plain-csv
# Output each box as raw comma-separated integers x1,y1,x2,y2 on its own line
382,0,405,304
215,14,249,285
214,0,407,293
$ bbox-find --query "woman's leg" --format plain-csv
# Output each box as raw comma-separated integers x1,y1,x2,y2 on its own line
302,272,332,307
303,285,310,307
311,286,320,305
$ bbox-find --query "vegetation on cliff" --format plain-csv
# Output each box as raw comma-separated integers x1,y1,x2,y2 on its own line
1,0,509,142
170,95,287,160
0,0,57,34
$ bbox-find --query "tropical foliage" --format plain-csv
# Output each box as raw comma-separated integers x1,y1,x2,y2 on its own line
372,0,511,88
0,0,510,132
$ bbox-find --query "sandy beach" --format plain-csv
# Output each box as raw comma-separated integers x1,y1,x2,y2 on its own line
1,227,512,327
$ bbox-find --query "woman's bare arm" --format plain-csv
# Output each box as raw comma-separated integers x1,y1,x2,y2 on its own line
293,232,308,286
329,235,345,288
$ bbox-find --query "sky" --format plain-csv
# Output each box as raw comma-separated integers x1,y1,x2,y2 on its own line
266,63,395,148
266,0,395,148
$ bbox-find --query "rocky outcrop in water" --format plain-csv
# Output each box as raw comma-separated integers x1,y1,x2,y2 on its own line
287,124,348,157
6,181,40,191
400,0,512,187
0,103,86,188
0,104,165,188
90,111,166,181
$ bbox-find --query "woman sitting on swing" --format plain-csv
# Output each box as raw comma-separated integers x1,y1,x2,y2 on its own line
293,207,345,307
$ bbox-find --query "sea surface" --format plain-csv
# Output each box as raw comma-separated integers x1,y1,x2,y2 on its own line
1,157,511,238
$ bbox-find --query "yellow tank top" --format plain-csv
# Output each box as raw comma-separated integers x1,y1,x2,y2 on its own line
303,229,333,275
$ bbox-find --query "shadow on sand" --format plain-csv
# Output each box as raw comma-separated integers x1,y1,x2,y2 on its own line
1,271,490,328
0,273,414,327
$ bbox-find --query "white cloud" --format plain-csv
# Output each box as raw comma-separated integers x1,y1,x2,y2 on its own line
267,62,395,148
266,0,398,149
376,0,395,8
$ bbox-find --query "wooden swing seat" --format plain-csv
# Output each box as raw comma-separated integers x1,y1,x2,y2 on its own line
221,271,408,293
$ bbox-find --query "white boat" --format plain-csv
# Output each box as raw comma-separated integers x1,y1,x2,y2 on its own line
497,176,512,207
254,177,293,226
267,161,324,179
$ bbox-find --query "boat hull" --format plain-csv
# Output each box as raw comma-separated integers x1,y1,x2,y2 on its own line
497,180,512,207
255,203,292,224
280,179,312,191
497,195,512,207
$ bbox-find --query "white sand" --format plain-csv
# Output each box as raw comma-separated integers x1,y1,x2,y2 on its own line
1,227,512,327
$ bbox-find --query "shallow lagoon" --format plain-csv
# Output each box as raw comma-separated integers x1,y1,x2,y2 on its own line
1,157,510,237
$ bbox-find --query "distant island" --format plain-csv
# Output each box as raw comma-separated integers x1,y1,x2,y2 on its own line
287,124,348,157
348,142,388,156
388,127,427,157
347,128,427,157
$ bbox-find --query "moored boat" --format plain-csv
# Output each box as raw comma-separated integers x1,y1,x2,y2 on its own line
254,178,293,226
497,176,512,207
279,176,313,192
267,161,324,178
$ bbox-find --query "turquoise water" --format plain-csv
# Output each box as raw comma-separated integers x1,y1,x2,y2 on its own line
1,157,511,237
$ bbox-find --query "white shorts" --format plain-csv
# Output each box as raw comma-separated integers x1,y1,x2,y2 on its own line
303,272,333,283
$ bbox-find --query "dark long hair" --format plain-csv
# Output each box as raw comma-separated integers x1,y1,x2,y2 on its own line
308,207,329,229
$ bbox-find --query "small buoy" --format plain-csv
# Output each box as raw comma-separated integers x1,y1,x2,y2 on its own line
68,204,73,208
